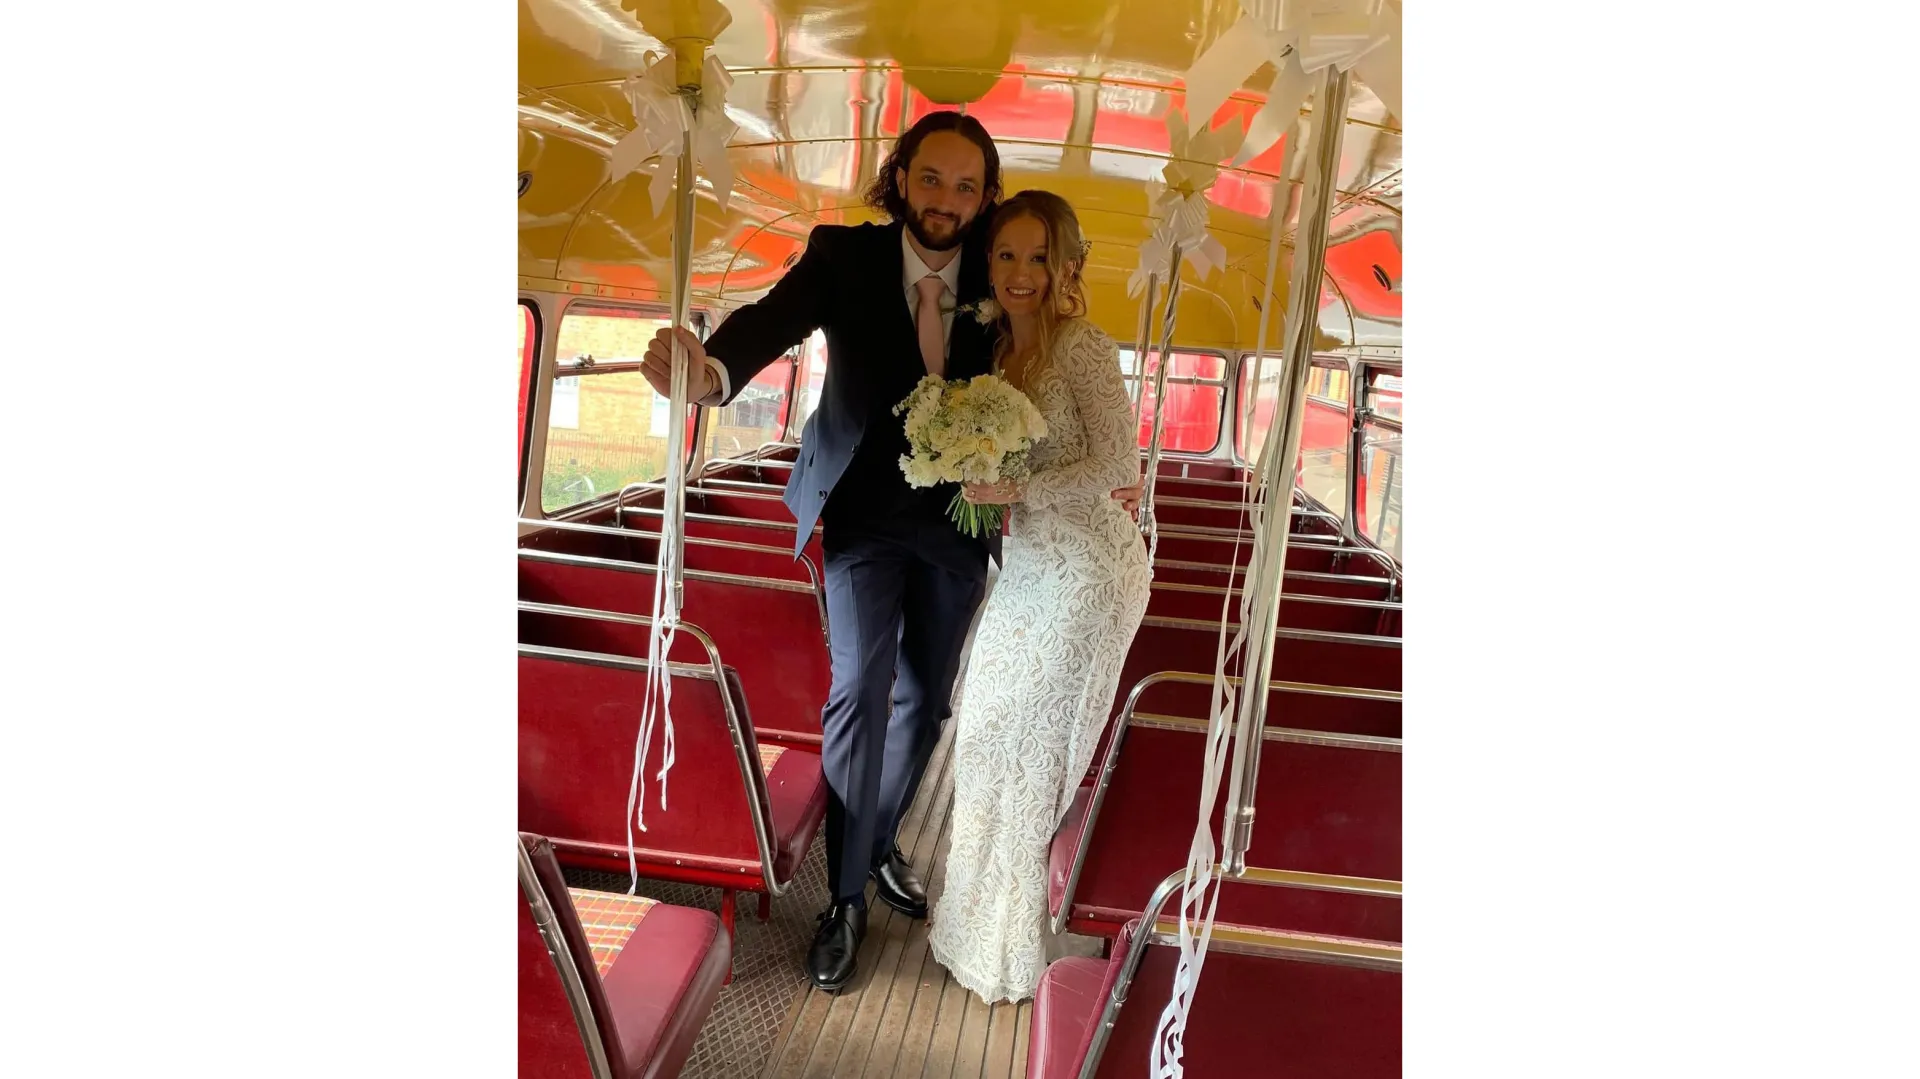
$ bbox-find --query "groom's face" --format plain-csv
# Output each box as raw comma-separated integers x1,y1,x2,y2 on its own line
896,131,990,252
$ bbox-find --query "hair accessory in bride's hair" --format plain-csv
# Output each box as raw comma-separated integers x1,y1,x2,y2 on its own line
1078,238,1093,260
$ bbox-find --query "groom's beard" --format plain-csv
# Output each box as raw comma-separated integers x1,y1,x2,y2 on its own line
904,206,969,252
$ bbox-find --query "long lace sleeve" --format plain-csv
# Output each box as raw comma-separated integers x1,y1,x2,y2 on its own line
1024,322,1140,512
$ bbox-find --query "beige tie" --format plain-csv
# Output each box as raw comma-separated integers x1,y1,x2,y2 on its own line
914,273,947,378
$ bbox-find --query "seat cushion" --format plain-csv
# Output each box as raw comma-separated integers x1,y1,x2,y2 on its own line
596,898,732,1079
1049,783,1092,922
764,746,829,883
1027,956,1108,1079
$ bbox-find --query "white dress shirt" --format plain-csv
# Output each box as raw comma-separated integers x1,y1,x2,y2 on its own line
699,229,964,407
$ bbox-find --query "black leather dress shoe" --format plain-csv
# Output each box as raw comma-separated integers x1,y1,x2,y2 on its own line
870,847,928,919
808,900,866,991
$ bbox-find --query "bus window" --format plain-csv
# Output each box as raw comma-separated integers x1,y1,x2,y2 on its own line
1237,356,1350,517
1119,348,1226,453
540,304,696,514
705,356,795,463
1358,421,1402,562
519,301,538,497
1369,371,1402,421
788,330,827,434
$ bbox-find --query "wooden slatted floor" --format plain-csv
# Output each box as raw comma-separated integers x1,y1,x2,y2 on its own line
759,711,1102,1079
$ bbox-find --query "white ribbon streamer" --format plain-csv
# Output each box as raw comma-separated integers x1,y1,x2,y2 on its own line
1130,110,1245,297
608,49,739,218
1148,97,1343,1079
609,34,728,893
1183,0,1399,165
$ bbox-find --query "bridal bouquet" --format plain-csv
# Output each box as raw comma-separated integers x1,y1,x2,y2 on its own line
894,373,1048,538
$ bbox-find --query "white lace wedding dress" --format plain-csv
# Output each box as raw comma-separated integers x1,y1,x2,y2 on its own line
928,317,1153,1004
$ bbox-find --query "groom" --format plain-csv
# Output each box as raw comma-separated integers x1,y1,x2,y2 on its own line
641,113,1143,991
641,112,1004,991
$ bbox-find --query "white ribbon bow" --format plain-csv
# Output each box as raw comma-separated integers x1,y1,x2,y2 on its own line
608,48,739,217
1183,0,1400,167
1129,109,1247,298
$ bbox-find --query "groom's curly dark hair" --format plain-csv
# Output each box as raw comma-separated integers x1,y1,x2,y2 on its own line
863,111,1002,223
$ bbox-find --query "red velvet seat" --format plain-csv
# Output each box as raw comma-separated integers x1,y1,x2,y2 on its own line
1152,529,1397,577
1117,620,1401,707
1146,582,1402,635
519,834,730,1079
518,632,827,961
762,744,829,881
1051,709,1400,941
519,556,828,749
1151,559,1400,601
1028,918,1400,1078
520,525,816,588
1026,956,1109,1079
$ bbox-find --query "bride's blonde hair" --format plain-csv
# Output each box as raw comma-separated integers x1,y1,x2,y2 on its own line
985,190,1089,387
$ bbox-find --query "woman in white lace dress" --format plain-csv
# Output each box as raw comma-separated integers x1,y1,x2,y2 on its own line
927,191,1153,1003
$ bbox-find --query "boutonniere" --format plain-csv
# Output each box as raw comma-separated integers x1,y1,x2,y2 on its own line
956,297,1001,326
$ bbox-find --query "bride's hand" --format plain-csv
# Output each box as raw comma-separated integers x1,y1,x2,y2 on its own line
963,479,1024,505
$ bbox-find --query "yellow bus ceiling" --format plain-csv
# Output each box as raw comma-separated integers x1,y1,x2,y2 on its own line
519,0,1401,351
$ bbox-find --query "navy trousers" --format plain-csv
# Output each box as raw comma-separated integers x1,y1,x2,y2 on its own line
818,523,988,903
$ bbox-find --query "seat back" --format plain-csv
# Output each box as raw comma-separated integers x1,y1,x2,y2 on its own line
1122,670,1401,740
1118,621,1402,709
1147,582,1402,636
518,632,780,883
521,524,814,587
518,834,609,1079
1090,919,1401,1078
518,555,827,748
1153,530,1397,577
1066,714,1401,940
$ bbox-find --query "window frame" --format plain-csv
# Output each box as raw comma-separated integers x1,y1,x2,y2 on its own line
538,299,712,517
518,299,543,506
1118,345,1231,457
1231,351,1355,466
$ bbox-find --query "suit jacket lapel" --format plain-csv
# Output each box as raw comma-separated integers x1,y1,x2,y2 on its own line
882,222,918,348
949,228,995,379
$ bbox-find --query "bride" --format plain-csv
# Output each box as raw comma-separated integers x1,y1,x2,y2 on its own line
927,190,1153,1003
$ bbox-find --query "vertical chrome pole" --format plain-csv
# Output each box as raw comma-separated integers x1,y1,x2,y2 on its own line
1241,116,1304,467
1343,358,1369,543
1223,67,1351,874
1138,251,1185,537
665,113,697,610
1129,272,1159,435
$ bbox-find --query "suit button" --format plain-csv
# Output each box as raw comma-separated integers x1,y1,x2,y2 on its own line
818,491,827,499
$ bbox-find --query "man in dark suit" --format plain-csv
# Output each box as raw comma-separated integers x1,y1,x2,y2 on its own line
640,112,1004,991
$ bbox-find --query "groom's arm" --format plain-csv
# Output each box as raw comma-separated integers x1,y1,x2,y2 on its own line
699,227,839,407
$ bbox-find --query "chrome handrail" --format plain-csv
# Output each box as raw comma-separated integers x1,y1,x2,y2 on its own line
519,528,830,643
518,549,817,597
610,481,653,532
609,504,824,537
517,611,794,896
1137,615,1403,648
1075,864,1401,1079
613,528,830,645
1051,669,1401,935
1151,559,1397,589
518,837,615,1079
1150,579,1403,612
1128,711,1402,752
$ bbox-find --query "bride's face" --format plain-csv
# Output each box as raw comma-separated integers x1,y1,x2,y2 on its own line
989,213,1050,318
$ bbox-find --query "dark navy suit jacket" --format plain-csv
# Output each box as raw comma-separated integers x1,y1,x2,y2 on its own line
704,220,1001,565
